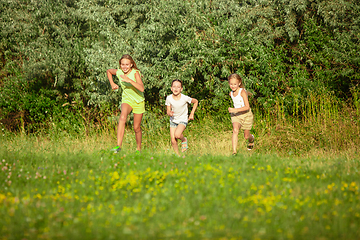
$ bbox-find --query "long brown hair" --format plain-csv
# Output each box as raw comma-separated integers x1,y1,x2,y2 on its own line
119,54,139,70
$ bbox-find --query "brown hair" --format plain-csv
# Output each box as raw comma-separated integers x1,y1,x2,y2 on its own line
171,79,183,88
119,54,139,70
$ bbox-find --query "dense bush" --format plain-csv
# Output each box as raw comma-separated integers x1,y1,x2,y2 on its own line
0,0,359,131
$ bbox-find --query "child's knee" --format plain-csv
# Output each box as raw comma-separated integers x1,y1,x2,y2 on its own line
171,138,177,145
174,133,182,139
119,115,127,122
133,125,141,133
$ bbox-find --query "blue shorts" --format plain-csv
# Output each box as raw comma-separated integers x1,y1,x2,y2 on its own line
170,121,188,128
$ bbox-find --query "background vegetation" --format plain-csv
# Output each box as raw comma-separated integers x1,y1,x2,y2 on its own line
1,0,359,133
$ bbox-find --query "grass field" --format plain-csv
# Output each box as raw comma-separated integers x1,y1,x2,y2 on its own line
1,113,360,239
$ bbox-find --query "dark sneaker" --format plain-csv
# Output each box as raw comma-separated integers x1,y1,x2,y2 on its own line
111,146,121,154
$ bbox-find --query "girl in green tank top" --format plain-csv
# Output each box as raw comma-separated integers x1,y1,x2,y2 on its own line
116,68,145,103
106,54,145,153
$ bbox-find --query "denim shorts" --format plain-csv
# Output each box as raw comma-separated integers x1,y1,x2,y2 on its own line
170,121,188,128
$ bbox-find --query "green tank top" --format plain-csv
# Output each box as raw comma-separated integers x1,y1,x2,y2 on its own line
116,69,145,103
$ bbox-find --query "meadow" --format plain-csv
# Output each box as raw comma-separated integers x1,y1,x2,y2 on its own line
1,100,360,240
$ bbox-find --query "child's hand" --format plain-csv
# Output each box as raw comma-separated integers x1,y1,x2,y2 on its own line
111,83,119,90
167,104,174,117
167,111,174,117
119,75,131,83
188,113,194,120
228,107,235,113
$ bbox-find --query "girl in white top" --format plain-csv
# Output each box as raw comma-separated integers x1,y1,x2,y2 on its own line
166,79,198,155
228,73,255,154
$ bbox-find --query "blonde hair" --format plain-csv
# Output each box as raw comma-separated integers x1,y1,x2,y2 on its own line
228,73,245,88
228,73,252,96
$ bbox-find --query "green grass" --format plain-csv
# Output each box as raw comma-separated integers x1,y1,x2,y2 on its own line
1,132,359,239
1,99,360,239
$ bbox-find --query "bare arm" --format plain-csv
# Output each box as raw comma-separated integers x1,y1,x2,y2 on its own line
228,90,250,113
188,98,198,120
167,105,174,117
119,71,145,92
107,69,119,90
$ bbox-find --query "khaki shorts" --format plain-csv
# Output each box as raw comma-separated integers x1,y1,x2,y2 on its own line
122,98,145,114
230,109,253,130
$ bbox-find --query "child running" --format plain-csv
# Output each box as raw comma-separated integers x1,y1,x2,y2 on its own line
165,79,198,156
228,73,255,155
107,54,145,153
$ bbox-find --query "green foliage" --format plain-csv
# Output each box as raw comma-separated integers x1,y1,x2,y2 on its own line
69,0,360,111
1,0,359,131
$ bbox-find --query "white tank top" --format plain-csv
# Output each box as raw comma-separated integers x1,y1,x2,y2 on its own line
231,89,245,108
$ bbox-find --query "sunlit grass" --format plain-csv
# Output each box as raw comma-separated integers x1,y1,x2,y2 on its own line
1,96,359,239
0,148,359,239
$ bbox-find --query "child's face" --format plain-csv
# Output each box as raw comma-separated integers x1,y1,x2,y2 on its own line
229,78,240,92
171,81,183,95
120,59,133,74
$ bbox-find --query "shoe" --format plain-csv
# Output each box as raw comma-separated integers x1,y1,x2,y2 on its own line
247,135,255,150
181,138,188,152
111,146,121,154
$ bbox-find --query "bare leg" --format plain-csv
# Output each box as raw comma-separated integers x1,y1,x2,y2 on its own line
244,130,253,141
117,103,133,147
232,122,241,154
170,124,187,155
244,130,254,149
170,127,179,155
174,124,186,142
174,124,187,152
133,113,143,151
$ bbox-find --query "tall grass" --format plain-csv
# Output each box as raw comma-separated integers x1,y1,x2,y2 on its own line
2,92,359,158
254,91,359,158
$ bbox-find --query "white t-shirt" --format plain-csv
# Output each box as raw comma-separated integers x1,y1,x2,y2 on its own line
165,94,192,123
231,88,245,108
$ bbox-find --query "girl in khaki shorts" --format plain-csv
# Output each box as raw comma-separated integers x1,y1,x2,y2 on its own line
228,73,255,155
